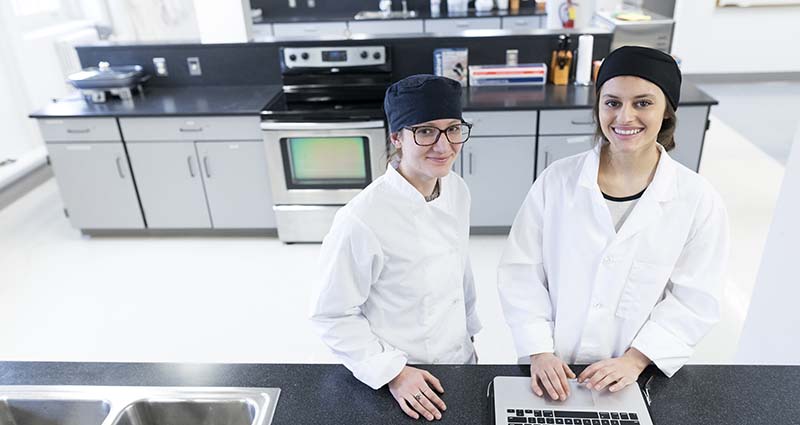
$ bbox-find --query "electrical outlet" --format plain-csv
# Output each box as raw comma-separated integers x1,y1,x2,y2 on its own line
307,0,315,7
187,57,202,76
288,0,296,7
153,57,168,76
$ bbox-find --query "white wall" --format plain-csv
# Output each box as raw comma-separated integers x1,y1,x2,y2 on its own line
194,0,253,43
735,122,800,364
672,1,800,74
107,0,199,42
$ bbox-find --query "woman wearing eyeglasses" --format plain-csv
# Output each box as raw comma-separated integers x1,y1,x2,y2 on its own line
310,75,479,422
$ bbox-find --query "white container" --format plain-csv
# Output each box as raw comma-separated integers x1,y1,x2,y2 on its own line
447,0,468,14
475,0,493,12
496,0,509,10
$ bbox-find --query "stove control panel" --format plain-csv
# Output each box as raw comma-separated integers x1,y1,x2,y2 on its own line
282,46,387,69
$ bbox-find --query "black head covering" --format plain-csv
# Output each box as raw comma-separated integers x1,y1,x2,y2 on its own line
384,74,463,133
595,46,682,110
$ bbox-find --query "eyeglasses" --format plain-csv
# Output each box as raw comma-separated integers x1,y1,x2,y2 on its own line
402,122,472,146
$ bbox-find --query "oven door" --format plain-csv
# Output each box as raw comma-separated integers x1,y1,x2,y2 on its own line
261,120,388,205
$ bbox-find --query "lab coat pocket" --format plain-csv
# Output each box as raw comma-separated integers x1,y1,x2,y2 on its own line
615,261,673,320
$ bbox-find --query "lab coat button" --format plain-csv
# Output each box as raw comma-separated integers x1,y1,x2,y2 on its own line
594,303,603,309
602,256,614,265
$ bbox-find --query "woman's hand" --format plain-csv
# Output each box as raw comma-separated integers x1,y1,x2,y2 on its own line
529,352,576,400
578,348,651,392
388,366,447,421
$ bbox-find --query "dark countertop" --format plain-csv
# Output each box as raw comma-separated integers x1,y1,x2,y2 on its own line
0,362,796,425
462,83,718,111
30,83,716,119
256,8,544,24
29,85,283,118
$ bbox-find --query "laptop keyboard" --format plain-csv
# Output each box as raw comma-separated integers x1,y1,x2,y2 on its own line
505,409,640,425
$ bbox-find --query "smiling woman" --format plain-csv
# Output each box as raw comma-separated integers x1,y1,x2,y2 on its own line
498,46,730,404
310,75,481,422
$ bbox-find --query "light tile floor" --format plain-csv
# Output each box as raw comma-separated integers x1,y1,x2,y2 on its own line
0,115,785,365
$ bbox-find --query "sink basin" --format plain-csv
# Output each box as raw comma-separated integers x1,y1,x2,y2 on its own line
113,400,255,425
354,10,418,20
0,399,110,425
0,387,280,425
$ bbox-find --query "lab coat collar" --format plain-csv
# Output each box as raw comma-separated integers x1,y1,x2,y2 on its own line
577,143,677,202
384,164,450,211
577,143,679,242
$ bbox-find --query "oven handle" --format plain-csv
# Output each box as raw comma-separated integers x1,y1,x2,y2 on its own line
260,120,385,131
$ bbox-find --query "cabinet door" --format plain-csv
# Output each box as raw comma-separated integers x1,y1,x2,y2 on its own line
462,136,535,227
46,142,144,229
501,16,543,30
126,142,211,228
672,106,709,172
196,141,276,229
348,20,424,34
272,22,348,38
536,135,594,177
424,18,501,34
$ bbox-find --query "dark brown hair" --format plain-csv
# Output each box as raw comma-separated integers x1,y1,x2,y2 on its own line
592,94,677,152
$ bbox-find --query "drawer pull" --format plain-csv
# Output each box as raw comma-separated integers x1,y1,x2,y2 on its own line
570,120,594,125
115,157,126,178
203,156,211,178
66,128,91,134
187,156,196,177
179,127,204,132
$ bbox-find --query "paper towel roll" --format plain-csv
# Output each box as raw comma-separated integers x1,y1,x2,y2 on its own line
575,34,594,86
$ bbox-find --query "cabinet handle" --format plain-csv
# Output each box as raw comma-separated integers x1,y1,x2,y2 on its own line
187,156,196,177
544,151,550,169
570,120,594,126
203,156,211,178
66,128,91,134
469,152,473,174
179,127,203,132
456,24,470,28
115,156,126,178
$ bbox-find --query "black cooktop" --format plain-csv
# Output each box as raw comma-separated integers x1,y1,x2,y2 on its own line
261,91,386,121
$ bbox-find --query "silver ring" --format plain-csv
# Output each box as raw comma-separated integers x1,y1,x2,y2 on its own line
413,392,423,401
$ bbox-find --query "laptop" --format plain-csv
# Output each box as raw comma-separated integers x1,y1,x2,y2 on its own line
493,376,653,425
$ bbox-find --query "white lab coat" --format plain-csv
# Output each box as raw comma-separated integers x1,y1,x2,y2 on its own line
310,165,482,389
498,144,729,377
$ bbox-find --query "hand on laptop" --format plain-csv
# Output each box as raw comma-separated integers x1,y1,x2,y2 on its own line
577,348,651,393
388,366,447,421
529,352,576,401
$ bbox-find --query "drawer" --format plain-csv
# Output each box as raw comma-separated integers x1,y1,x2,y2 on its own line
272,21,348,38
119,116,261,141
424,18,501,34
348,19,424,34
37,118,121,142
539,109,595,135
463,111,537,136
501,16,543,30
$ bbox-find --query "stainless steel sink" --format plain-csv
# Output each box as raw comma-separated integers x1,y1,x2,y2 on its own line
354,10,418,20
0,387,279,425
0,399,110,425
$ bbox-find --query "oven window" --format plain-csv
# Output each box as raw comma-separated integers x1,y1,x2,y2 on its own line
282,137,371,189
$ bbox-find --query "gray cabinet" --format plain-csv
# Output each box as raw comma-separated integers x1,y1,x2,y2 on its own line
349,20,424,34
424,18,501,34
460,111,536,228
126,142,212,229
462,136,535,227
196,141,276,229
272,21,348,38
46,142,144,229
501,16,544,30
536,134,594,176
672,106,710,172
